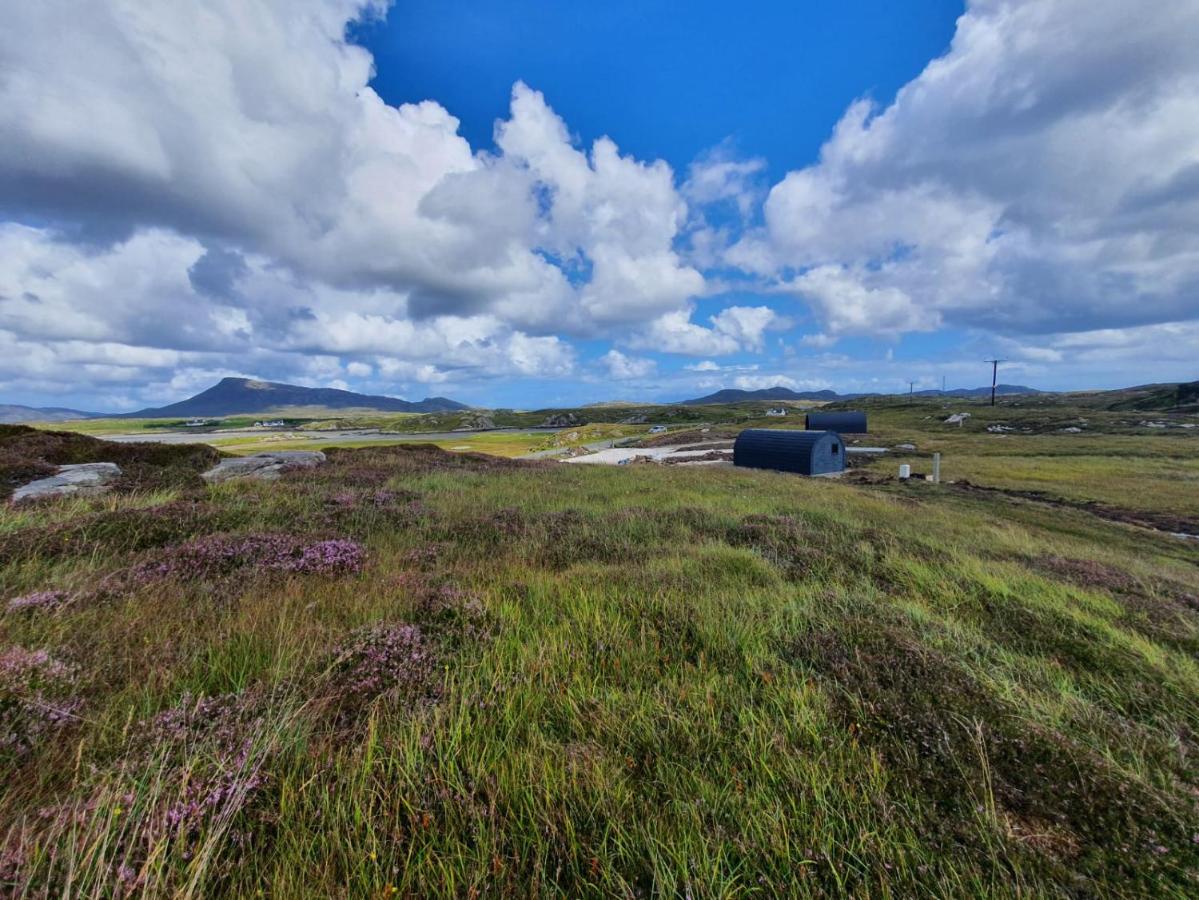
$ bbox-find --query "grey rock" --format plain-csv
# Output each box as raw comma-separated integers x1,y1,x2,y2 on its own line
12,462,122,503
452,414,495,431
894,443,917,451
201,450,326,483
542,412,583,428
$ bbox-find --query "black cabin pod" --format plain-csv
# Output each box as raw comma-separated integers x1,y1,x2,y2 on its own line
733,429,846,476
804,411,867,433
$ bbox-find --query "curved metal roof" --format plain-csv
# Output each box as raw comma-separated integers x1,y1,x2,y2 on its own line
733,429,845,475
804,411,868,433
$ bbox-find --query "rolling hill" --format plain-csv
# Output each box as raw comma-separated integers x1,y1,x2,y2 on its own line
117,377,469,418
679,385,1042,405
0,404,96,424
679,387,841,405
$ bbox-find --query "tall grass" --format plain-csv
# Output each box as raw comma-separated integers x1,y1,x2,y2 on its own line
1,442,1197,896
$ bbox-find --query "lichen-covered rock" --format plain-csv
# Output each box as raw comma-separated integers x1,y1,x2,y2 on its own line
11,463,121,503
201,451,325,483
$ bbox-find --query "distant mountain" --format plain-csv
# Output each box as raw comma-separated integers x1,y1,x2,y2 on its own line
117,377,469,418
678,384,1042,405
679,387,840,406
912,384,1043,398
582,400,659,408
0,404,95,424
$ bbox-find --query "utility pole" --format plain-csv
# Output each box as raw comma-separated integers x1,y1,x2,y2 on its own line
941,375,946,393
984,359,1006,407
908,380,915,396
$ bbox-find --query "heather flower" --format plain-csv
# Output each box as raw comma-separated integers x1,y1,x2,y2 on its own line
401,543,442,569
328,623,437,713
1,645,81,755
289,539,366,575
5,589,71,614
144,691,263,755
119,532,366,587
159,739,266,842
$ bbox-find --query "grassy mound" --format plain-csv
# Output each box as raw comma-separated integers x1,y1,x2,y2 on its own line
0,425,223,500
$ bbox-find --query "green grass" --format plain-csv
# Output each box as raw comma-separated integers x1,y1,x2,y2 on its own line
3,411,1198,896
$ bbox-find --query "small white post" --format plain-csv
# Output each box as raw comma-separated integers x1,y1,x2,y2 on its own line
932,453,941,484
898,464,911,480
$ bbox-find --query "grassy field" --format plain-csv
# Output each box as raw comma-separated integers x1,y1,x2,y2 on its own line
1,416,1198,896
840,399,1199,520
202,425,651,459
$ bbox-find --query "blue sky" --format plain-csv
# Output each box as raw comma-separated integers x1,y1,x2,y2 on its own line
354,1,962,182
1,0,1197,411
349,0,964,408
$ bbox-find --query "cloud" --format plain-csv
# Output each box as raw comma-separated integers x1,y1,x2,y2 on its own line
0,0,705,405
600,349,656,380
0,224,576,408
730,374,832,392
683,144,766,219
2,0,1197,406
628,305,780,356
741,0,1199,340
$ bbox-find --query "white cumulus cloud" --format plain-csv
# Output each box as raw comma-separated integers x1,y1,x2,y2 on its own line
739,0,1199,340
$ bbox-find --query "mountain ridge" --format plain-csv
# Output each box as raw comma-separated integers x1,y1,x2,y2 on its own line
0,404,97,424
678,385,1042,405
116,377,469,418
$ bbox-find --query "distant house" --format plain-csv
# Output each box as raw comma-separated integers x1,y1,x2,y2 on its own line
765,407,787,417
184,419,209,427
649,425,667,434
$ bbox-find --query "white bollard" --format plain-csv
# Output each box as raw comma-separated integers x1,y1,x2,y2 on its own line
932,453,941,484
899,463,911,480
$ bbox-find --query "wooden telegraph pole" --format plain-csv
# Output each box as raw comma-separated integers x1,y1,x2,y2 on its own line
984,359,1006,406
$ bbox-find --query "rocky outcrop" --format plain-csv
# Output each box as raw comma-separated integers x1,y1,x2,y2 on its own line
201,451,326,483
452,413,495,431
12,463,122,503
542,412,583,427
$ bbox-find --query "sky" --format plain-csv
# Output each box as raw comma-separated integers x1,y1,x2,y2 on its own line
1,0,1197,412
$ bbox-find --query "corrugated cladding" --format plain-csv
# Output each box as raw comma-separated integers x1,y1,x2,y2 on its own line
804,411,868,433
733,429,846,475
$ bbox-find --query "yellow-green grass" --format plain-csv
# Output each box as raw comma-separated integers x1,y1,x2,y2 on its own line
206,431,556,458
2,441,1197,896
28,418,184,436
885,452,1199,517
